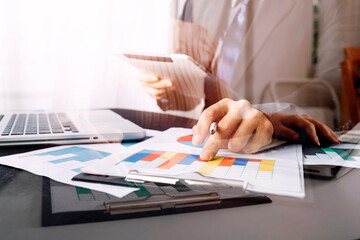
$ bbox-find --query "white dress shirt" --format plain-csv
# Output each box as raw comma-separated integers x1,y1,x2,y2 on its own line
184,0,313,104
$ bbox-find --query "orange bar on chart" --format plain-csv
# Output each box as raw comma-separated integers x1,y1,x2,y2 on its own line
198,157,224,175
141,151,165,161
218,158,236,167
258,160,275,172
158,153,188,169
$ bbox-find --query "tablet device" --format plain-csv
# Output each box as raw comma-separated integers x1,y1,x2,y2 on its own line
116,51,208,111
116,52,208,80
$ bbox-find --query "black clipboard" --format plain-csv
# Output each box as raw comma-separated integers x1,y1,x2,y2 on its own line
42,176,271,226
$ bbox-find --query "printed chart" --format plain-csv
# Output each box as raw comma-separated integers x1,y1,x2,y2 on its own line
51,179,235,213
75,186,115,201
0,145,136,198
304,146,360,161
74,180,231,202
121,149,275,180
22,146,111,173
108,128,305,198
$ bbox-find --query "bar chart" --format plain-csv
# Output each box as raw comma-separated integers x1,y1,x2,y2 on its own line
22,146,111,173
303,145,360,162
121,149,276,180
74,181,192,201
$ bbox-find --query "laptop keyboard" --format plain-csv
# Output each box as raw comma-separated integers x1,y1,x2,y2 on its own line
1,113,79,136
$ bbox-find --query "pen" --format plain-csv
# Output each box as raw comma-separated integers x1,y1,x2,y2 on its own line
209,122,217,135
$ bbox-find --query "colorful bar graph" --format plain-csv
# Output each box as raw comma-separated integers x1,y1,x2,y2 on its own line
123,150,276,180
304,146,360,162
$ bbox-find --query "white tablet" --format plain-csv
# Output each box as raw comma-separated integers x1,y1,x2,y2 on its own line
116,52,208,82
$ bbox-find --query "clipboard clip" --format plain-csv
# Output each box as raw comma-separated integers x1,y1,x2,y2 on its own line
125,169,249,191
104,191,221,215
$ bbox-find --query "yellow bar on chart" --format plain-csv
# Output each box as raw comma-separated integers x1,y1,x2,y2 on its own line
159,151,178,160
258,160,275,172
198,157,224,175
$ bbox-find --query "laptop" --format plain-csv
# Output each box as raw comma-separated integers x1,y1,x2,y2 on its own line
0,110,145,146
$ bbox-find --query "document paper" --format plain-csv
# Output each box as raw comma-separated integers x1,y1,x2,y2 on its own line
83,128,305,198
0,144,137,198
303,143,360,168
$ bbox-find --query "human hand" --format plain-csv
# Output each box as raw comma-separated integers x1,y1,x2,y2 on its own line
267,112,342,145
192,98,274,160
137,72,203,111
137,73,174,100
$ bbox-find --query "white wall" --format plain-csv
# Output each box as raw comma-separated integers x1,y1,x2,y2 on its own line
0,0,175,112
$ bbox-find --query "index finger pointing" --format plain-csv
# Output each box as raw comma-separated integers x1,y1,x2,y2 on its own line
200,135,223,160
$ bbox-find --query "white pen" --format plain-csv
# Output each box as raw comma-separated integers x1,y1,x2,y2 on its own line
209,122,217,135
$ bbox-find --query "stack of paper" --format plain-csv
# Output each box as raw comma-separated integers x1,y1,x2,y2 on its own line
0,143,137,198
83,128,305,198
0,127,305,198
303,143,360,168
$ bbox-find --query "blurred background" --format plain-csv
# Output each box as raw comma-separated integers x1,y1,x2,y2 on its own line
0,0,359,128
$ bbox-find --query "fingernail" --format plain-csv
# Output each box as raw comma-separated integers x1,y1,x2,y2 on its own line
200,149,212,161
165,80,172,87
193,135,203,146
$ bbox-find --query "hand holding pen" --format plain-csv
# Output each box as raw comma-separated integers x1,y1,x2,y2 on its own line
192,99,342,161
192,98,274,160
